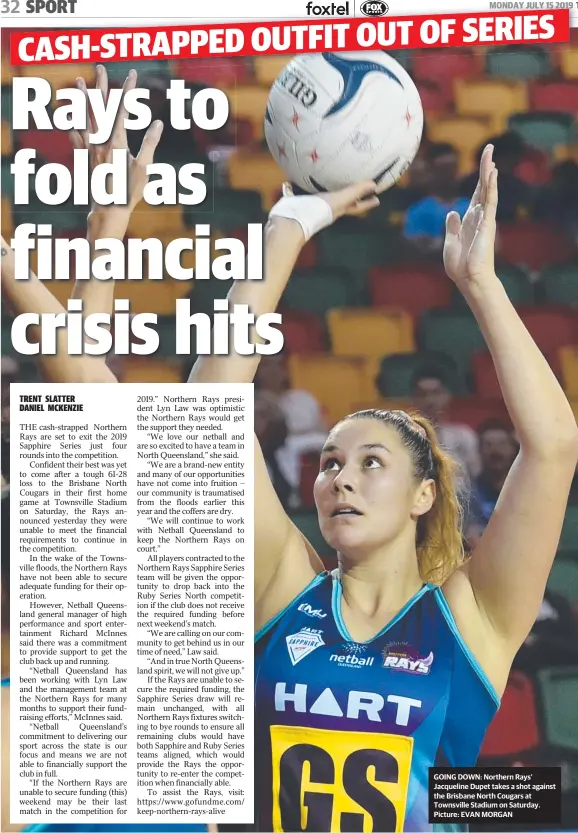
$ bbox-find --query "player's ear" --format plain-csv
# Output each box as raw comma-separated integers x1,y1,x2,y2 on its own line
411,479,436,519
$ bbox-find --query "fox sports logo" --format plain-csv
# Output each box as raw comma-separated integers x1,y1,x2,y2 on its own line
360,0,389,15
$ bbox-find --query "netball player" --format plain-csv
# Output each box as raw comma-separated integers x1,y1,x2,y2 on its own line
189,146,578,832
1,66,209,833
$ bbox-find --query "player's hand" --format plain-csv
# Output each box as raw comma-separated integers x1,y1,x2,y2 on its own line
281,181,379,220
71,65,163,214
269,181,379,243
443,144,498,290
318,180,380,219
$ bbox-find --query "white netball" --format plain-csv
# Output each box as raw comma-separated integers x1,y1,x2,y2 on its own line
264,51,424,194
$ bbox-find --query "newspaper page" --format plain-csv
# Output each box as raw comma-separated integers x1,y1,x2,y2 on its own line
1,1,578,832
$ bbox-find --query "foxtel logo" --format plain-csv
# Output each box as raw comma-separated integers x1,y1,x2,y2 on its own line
306,1,350,14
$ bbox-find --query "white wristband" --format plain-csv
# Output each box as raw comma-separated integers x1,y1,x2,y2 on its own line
269,194,334,242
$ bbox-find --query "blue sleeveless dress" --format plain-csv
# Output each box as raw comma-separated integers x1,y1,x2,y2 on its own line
1,678,207,833
254,570,500,832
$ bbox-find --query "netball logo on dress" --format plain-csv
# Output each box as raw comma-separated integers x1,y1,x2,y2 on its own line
381,643,435,675
329,642,374,669
286,628,325,665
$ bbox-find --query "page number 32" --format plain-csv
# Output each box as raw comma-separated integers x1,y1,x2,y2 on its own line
1,0,20,11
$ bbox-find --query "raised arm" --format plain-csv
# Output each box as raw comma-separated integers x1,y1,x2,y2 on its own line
1,66,163,384
189,183,379,627
443,146,578,667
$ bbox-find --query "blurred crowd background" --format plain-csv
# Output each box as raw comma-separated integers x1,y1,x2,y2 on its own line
1,34,578,831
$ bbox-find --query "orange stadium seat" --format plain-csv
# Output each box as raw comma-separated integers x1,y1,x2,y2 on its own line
559,346,578,399
122,357,183,383
518,307,578,356
497,222,577,271
220,85,271,139
287,354,369,423
175,58,251,86
552,143,578,164
1,196,14,239
531,81,578,115
114,277,191,316
454,78,528,134
360,357,385,402
278,311,326,355
480,672,540,757
427,117,493,175
228,150,285,209
349,397,413,414
446,397,510,431
560,47,578,79
1,121,11,157
368,265,453,317
327,307,415,360
127,203,187,238
1,52,13,85
254,56,295,87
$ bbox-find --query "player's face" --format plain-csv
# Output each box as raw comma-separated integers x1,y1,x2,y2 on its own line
314,418,426,557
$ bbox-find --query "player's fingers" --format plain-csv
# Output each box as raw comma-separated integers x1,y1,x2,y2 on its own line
472,203,484,231
112,69,137,149
136,120,164,165
343,180,378,204
95,64,108,103
75,77,92,145
445,211,462,238
482,169,498,227
346,195,380,216
470,144,492,208
479,144,494,205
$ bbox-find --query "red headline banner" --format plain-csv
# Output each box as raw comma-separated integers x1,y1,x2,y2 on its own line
10,11,570,65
